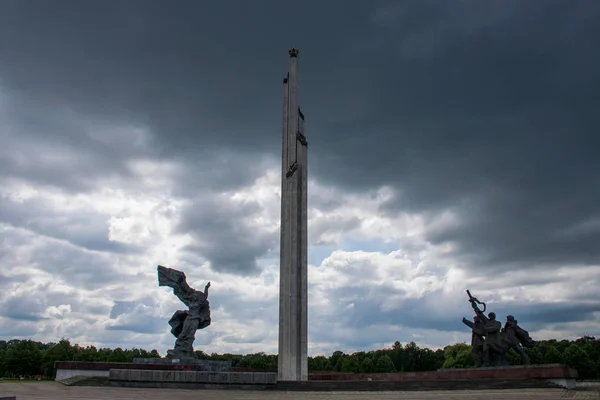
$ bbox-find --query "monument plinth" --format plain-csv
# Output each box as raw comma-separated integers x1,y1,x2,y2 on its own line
132,358,231,372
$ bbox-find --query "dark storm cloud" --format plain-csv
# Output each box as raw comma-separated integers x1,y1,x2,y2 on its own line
105,317,164,335
0,195,139,254
0,227,123,289
169,153,275,197
317,286,458,333
0,0,372,158
220,331,272,345
0,91,147,192
0,273,29,289
0,296,47,321
498,301,600,326
311,285,600,343
1,0,599,274
363,1,600,270
177,195,278,275
109,301,136,319
0,319,38,339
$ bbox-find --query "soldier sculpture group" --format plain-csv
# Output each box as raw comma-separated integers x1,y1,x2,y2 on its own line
462,290,536,367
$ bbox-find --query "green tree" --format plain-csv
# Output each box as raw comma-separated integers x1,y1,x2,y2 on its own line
441,343,472,369
402,341,420,372
149,349,160,358
352,351,366,365
339,356,360,373
73,345,100,362
416,348,443,372
4,334,600,379
504,348,520,365
97,348,113,362
0,348,6,377
361,356,374,373
563,344,592,378
43,338,76,372
524,347,543,364
543,346,563,364
4,339,43,376
107,347,130,363
308,355,332,371
390,341,404,371
239,352,277,371
375,354,396,372
195,350,210,360
575,336,600,377
330,351,344,372
39,341,64,377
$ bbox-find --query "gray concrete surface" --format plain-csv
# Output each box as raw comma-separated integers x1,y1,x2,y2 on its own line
1,382,599,400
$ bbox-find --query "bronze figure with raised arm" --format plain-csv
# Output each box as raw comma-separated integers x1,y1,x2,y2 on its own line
158,265,212,359
462,315,485,367
464,290,507,367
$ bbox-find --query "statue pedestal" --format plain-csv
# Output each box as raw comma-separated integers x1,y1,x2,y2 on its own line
166,349,196,360
132,357,231,372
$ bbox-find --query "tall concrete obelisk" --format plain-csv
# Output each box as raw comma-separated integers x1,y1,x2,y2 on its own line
278,48,308,382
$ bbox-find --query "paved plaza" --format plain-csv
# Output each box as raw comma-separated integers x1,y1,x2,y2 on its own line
1,382,599,400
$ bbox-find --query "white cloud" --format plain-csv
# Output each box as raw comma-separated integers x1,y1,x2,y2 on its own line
2,166,600,356
0,104,599,357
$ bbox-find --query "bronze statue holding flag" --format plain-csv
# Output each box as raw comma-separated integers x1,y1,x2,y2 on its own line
158,265,211,359
463,289,536,367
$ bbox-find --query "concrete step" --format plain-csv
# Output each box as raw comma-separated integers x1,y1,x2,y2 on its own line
72,376,111,387
59,375,110,387
57,375,90,386
59,375,569,392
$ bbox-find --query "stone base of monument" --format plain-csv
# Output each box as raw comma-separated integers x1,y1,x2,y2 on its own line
54,358,231,381
108,369,277,388
132,358,231,372
296,364,578,391
57,363,578,391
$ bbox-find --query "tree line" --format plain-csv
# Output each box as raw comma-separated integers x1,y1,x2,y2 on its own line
1,336,598,379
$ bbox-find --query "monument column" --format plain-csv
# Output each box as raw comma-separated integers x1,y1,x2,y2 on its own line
278,48,308,381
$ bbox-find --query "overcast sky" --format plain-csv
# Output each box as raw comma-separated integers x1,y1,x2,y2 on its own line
1,0,600,356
